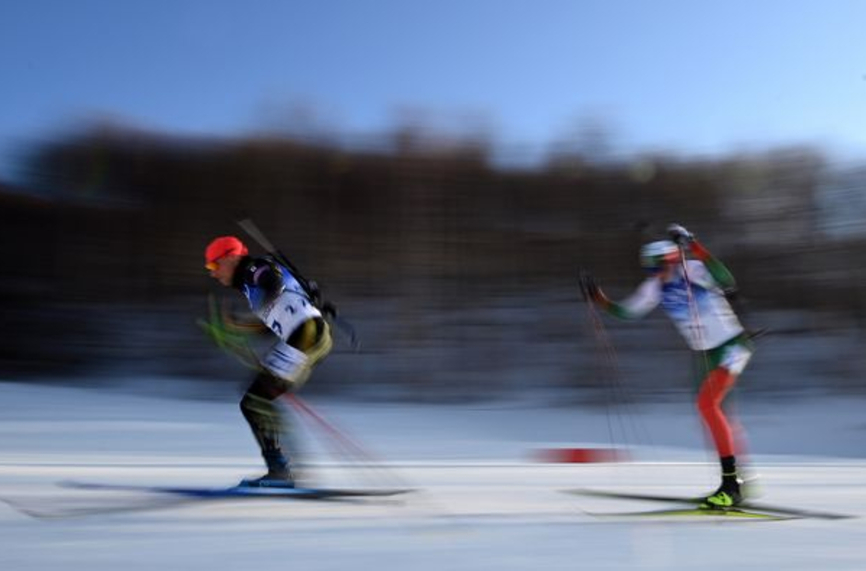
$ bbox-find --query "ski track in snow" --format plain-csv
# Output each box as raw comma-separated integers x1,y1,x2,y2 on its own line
0,382,865,571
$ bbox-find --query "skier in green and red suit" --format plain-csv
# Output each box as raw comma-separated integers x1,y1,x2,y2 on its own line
581,224,754,508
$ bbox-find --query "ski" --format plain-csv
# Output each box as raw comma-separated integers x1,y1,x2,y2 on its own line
586,506,792,521
60,480,413,500
563,488,852,520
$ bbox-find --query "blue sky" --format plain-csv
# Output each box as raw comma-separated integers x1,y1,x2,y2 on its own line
1,0,865,177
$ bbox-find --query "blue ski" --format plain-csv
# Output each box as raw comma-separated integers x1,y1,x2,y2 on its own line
60,480,413,499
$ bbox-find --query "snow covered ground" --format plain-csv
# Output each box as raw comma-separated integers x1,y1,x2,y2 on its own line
0,381,865,570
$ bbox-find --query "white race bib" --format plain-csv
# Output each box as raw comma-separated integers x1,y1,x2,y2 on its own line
257,290,321,342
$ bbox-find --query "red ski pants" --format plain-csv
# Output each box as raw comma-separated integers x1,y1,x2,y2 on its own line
696,367,738,458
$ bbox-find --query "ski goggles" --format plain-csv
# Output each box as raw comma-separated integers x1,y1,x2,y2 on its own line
205,251,233,271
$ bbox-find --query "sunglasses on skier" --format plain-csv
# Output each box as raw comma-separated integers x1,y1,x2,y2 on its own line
205,251,234,271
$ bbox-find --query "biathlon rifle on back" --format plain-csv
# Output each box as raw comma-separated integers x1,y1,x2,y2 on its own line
237,218,360,350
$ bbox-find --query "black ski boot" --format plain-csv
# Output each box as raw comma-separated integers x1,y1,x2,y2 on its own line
239,449,295,488
703,456,743,508
703,478,743,508
239,466,295,488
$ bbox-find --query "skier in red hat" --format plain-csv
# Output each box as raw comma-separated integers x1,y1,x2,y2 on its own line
204,235,332,487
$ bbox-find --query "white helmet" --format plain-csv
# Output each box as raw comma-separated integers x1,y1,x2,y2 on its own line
640,240,680,270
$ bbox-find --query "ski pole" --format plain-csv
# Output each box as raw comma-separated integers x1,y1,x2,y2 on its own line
578,270,652,455
285,394,405,487
287,394,378,463
677,244,711,370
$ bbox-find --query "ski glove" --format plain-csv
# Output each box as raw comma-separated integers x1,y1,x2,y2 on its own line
667,223,694,246
198,295,263,371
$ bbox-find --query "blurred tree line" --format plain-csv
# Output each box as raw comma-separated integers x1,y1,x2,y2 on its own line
1,125,864,393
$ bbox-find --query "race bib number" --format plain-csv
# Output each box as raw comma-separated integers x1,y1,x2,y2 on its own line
259,291,320,341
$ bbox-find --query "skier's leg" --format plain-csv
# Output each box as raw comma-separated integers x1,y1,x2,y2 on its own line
696,367,738,458
239,319,332,486
722,339,758,491
240,373,293,485
698,339,753,507
697,367,740,506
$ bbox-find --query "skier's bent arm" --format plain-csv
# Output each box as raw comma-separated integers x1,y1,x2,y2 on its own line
594,278,661,320
689,241,736,292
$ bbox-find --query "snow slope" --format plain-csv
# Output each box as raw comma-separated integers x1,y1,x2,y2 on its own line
0,382,864,570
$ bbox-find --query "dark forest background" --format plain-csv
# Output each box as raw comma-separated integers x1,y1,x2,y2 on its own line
2,125,864,399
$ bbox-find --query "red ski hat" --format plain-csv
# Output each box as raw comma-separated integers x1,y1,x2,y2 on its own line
205,236,248,269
